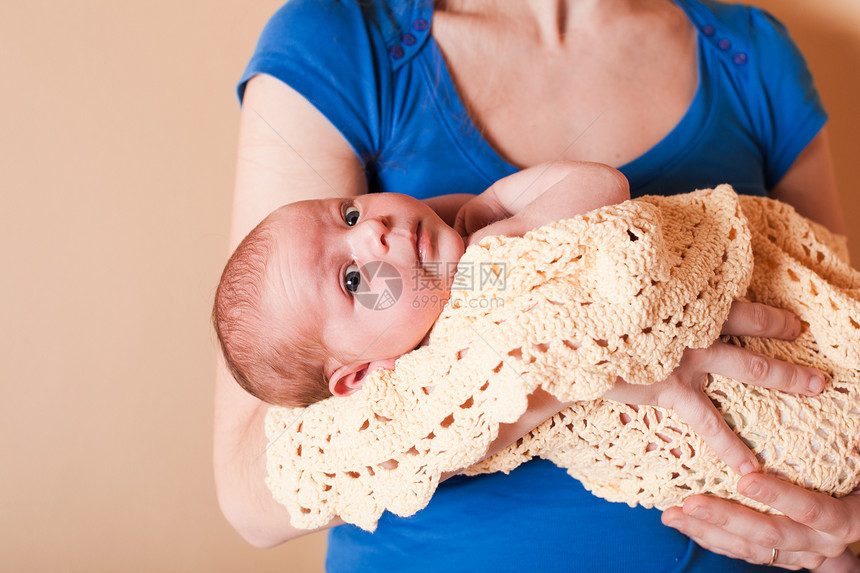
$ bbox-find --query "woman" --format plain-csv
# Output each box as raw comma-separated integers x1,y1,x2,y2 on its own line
214,0,859,570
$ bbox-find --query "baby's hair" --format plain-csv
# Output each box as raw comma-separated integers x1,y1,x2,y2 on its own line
212,212,333,407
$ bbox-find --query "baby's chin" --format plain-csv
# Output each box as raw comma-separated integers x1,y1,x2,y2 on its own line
438,225,466,267
417,328,433,349
382,326,436,362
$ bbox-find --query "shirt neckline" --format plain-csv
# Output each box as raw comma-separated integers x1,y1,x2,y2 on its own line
419,0,716,188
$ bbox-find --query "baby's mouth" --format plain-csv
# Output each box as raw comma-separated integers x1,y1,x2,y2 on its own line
416,221,428,270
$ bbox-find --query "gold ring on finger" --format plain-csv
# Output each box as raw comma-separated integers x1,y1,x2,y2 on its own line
767,547,779,567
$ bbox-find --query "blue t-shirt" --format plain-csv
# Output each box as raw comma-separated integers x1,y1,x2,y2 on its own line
238,1,826,571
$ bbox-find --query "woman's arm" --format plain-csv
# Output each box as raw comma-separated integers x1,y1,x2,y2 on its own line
770,128,846,235
214,354,345,548
214,74,366,547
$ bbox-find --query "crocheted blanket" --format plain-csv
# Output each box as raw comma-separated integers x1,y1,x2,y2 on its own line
263,186,860,532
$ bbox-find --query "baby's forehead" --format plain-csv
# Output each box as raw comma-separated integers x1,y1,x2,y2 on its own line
270,198,319,221
259,230,322,335
262,200,329,302
267,199,328,236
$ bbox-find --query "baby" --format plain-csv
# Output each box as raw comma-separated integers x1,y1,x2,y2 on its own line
213,161,630,408
215,165,860,573
253,182,860,539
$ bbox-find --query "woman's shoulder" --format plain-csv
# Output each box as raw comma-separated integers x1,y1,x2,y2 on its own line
679,0,796,47
238,0,434,99
254,0,432,48
248,0,379,52
678,0,813,97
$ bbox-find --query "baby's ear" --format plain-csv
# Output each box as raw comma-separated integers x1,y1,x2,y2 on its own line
328,358,398,397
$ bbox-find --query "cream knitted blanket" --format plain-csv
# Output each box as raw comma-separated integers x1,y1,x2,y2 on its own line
264,186,860,532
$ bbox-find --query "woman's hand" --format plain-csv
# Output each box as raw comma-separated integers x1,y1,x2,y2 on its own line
661,475,860,570
602,301,825,476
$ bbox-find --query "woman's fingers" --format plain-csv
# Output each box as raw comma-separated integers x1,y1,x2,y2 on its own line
658,341,824,474
816,549,860,573
645,301,854,568
661,380,760,475
680,494,807,551
606,338,824,474
662,504,817,570
691,341,824,396
737,473,860,545
607,370,760,475
721,301,801,339
662,476,860,569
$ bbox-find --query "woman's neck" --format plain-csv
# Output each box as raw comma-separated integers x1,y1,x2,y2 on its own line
438,0,655,49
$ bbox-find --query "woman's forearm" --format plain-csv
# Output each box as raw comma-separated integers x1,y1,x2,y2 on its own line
213,358,335,547
441,389,572,481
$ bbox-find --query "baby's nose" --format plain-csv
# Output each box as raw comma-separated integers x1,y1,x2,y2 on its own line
352,217,389,259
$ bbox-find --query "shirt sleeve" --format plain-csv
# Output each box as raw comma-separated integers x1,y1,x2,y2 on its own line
236,0,388,165
748,7,828,189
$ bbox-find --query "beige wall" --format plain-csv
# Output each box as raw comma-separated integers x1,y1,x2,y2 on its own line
1,1,857,571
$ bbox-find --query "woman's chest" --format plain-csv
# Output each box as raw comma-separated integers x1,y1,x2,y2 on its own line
428,10,699,169
373,8,771,199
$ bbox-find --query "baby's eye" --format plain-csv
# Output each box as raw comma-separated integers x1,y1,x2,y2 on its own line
344,264,362,294
343,204,360,227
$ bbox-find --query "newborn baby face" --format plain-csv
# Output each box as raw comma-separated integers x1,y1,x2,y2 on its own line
267,193,466,377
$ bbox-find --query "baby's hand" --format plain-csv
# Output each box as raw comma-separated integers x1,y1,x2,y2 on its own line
464,213,536,246
454,188,510,240
456,162,629,247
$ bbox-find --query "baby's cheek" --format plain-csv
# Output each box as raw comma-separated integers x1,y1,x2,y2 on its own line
414,291,447,316
396,293,443,340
